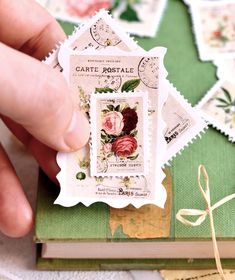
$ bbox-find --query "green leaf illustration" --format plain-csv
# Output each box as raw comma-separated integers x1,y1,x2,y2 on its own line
121,79,141,92
78,158,89,170
76,172,86,180
130,130,138,137
120,4,140,22
115,105,120,112
220,36,229,43
107,153,114,158
216,104,230,108
215,97,230,105
221,87,232,103
102,109,110,114
107,104,115,111
219,24,225,31
127,154,139,160
95,87,114,93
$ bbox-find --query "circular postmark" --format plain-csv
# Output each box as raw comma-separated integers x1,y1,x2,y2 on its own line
90,19,122,47
138,57,159,89
98,75,122,91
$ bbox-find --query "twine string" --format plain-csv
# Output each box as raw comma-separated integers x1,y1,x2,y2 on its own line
176,165,235,280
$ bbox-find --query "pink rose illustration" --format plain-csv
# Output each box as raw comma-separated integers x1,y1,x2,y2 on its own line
102,111,124,136
112,135,138,157
102,143,112,153
66,0,111,18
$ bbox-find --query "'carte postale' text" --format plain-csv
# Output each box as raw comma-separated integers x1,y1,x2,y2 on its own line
75,66,134,74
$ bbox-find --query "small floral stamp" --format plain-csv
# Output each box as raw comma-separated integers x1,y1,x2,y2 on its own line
197,80,235,142
90,92,148,176
185,0,235,60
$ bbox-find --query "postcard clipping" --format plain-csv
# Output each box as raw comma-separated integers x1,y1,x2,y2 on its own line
55,47,167,209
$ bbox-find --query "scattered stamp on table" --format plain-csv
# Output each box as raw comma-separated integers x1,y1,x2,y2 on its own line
90,92,149,177
162,81,206,164
196,79,235,142
43,9,139,72
185,0,235,61
36,0,167,37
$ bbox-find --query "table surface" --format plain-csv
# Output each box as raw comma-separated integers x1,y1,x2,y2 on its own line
0,120,163,279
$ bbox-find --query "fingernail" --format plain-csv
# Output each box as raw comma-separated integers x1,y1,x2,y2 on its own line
64,111,90,151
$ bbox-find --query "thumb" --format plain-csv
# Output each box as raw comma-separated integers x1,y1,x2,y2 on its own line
0,43,90,152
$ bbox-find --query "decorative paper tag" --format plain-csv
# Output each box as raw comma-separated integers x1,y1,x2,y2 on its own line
196,79,235,142
90,92,149,177
185,0,235,61
55,46,167,208
36,0,167,37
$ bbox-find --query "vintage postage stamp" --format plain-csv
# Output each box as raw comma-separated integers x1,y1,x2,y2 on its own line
43,9,139,72
90,92,148,177
55,46,167,208
162,81,206,164
36,0,167,37
185,0,235,61
196,79,235,142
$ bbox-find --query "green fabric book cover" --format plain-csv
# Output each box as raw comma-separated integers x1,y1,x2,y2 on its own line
35,0,235,270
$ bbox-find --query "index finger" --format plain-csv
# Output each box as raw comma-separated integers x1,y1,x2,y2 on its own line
0,0,65,59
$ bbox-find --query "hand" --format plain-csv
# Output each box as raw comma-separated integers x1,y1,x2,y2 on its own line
0,0,90,237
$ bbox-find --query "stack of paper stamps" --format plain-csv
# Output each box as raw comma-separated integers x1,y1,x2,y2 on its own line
45,10,206,209
185,0,235,142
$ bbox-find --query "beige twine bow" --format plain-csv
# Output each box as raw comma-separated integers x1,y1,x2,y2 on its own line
176,165,235,280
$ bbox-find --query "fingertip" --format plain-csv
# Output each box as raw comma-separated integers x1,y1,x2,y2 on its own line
0,193,34,238
0,144,34,238
0,202,34,238
62,110,90,152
